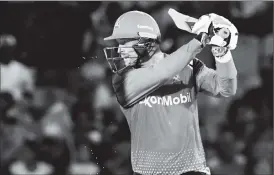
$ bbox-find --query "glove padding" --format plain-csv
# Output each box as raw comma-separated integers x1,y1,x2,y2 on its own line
192,13,239,50
191,15,212,35
212,46,233,63
211,46,228,58
209,13,239,50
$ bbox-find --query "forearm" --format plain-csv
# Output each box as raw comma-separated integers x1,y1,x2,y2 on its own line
154,38,203,80
215,51,237,97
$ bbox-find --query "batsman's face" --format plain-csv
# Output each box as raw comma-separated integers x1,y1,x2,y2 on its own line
117,39,139,66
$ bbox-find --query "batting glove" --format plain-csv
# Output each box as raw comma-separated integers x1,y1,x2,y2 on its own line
192,13,239,51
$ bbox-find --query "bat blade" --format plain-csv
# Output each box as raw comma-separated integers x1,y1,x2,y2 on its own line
168,8,198,33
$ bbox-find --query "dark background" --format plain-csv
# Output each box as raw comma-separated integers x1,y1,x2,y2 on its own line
0,1,273,175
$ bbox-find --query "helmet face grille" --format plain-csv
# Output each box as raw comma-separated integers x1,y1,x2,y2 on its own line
103,39,156,74
103,46,138,74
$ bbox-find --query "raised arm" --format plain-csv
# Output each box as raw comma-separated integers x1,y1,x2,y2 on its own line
113,38,203,108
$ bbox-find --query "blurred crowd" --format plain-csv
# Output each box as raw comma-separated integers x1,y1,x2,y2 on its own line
0,1,273,175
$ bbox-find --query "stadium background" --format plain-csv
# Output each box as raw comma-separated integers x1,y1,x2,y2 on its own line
0,1,273,175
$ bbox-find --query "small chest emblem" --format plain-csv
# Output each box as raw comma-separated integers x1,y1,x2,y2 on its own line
172,74,181,83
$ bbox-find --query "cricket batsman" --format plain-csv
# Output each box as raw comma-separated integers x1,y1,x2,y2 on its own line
103,10,238,175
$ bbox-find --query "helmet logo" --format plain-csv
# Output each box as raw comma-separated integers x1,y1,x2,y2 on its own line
137,24,154,31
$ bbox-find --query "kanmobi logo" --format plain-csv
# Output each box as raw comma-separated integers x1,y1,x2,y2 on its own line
139,93,191,107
